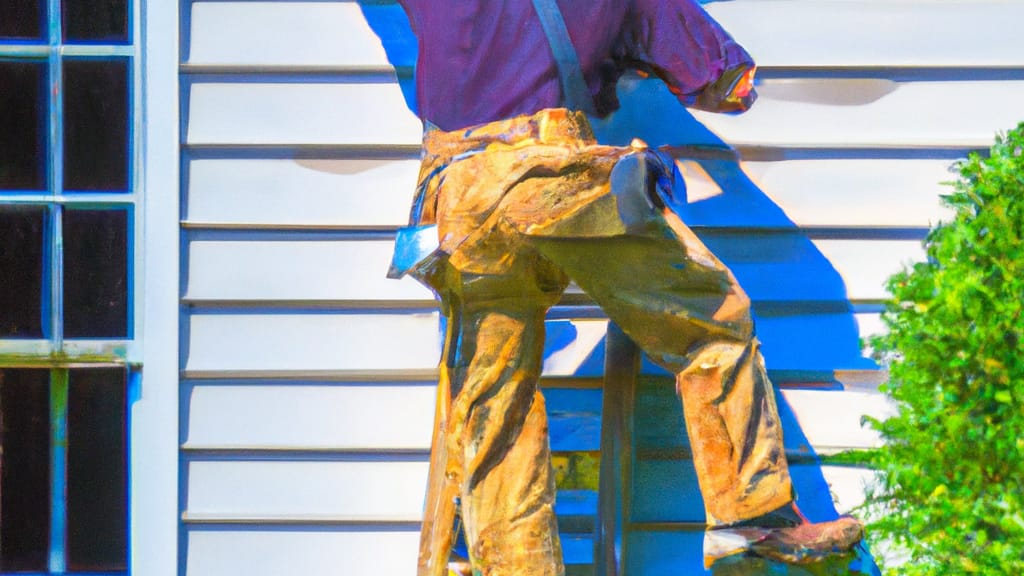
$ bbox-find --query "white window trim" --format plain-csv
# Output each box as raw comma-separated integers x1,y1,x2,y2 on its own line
1,1,166,573
133,0,179,572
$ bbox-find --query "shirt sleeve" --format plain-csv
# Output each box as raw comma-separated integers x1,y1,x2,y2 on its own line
624,0,757,112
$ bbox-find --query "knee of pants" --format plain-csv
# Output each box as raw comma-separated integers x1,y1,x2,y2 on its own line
676,339,762,403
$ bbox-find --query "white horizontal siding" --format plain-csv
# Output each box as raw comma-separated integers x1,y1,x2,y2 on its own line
855,312,886,358
742,159,954,227
820,466,875,516
707,0,1024,68
185,314,884,377
781,389,895,453
182,460,872,525
184,312,441,375
187,83,422,146
182,383,891,453
813,240,922,301
184,237,922,303
186,158,418,228
186,530,419,576
178,1,1009,572
695,79,1024,148
187,2,393,68
185,460,428,521
185,157,954,229
186,0,1024,69
185,239,431,302
187,497,898,575
188,79,1024,148
183,384,436,450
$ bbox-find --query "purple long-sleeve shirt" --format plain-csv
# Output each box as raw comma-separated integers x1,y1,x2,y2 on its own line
397,0,755,131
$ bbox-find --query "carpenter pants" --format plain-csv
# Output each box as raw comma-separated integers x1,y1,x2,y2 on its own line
395,109,793,576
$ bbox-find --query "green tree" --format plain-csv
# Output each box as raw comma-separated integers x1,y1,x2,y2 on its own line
863,122,1024,574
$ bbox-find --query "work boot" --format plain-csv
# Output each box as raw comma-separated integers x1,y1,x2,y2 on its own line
705,504,864,566
750,516,864,564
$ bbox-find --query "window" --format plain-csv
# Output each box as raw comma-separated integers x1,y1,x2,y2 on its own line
1,0,137,573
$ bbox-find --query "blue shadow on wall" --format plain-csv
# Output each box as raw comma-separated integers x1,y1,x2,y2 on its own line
362,2,880,573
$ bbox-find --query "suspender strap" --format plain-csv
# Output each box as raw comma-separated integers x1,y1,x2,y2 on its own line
530,0,597,115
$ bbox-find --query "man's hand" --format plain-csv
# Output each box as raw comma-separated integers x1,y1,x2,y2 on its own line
694,64,758,114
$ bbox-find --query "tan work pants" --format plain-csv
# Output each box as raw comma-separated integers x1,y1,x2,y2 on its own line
407,109,793,576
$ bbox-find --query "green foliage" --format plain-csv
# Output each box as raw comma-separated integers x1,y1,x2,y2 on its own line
862,123,1024,575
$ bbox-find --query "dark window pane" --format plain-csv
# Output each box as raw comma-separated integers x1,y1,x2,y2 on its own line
0,369,51,572
63,59,129,192
67,368,127,571
0,0,46,40
63,209,128,338
0,61,47,190
62,0,129,43
0,207,45,338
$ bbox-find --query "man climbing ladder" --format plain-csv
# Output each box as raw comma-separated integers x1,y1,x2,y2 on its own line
386,1,864,574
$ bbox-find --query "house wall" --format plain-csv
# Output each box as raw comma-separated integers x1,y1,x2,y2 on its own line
175,1,1024,573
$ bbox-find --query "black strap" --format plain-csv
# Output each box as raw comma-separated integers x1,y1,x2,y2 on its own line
530,0,597,115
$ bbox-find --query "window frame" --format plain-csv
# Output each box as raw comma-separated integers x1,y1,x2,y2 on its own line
0,0,180,572
0,0,141,364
